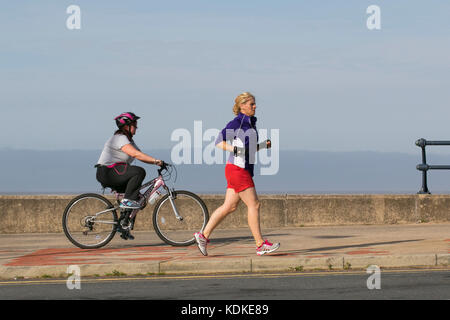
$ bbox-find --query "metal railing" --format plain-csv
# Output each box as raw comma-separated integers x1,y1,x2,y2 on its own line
416,138,450,194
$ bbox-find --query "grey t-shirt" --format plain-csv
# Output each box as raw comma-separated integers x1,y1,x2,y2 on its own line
97,134,140,166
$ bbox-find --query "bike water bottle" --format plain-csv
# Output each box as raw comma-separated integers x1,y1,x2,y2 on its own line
149,190,161,204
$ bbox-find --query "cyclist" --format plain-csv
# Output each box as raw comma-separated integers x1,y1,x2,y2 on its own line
95,112,163,238
195,92,280,256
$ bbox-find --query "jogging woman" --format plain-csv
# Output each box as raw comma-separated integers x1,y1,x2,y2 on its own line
194,92,280,256
95,112,163,238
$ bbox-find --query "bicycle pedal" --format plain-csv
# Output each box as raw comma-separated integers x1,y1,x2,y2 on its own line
120,222,131,230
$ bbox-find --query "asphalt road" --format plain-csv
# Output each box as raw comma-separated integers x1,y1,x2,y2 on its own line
1,269,449,301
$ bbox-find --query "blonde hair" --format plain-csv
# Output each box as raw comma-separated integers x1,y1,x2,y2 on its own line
233,92,255,116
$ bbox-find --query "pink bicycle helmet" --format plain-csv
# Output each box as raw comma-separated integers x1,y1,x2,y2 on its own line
114,112,140,128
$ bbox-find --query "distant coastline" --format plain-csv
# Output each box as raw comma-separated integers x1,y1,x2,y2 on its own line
2,149,450,195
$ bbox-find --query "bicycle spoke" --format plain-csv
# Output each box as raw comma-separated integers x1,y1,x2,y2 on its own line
153,191,209,246
63,194,117,249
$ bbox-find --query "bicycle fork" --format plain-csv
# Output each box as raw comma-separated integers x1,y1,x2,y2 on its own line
167,188,183,221
154,176,183,221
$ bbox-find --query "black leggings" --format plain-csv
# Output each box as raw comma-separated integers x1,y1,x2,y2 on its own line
96,164,146,200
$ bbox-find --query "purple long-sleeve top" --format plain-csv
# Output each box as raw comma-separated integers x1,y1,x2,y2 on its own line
215,112,259,177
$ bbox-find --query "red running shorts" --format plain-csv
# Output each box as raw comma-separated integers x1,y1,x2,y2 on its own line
225,162,255,193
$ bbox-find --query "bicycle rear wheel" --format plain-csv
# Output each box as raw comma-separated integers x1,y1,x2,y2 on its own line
62,193,118,249
153,190,209,246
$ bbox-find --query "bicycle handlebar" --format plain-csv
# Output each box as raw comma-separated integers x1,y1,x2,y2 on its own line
157,161,172,176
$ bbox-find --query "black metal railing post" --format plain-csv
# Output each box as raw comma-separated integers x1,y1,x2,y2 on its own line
416,138,450,194
415,138,430,194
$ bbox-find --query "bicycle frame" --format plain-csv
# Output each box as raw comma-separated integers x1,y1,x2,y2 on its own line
128,174,168,219
91,165,180,224
137,175,182,219
136,172,184,222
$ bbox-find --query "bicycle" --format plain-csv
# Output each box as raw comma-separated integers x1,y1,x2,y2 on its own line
62,162,209,249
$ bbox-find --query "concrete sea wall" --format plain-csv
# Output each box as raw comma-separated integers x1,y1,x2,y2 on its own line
0,194,449,233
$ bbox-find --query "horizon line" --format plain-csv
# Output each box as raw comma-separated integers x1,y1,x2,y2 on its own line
0,147,429,155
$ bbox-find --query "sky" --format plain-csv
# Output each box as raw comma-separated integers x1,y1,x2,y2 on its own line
1,1,450,154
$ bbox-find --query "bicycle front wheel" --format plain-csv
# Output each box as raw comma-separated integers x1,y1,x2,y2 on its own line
153,190,209,246
62,193,118,249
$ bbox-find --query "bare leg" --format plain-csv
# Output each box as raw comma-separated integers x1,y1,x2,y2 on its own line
202,188,240,239
239,187,264,247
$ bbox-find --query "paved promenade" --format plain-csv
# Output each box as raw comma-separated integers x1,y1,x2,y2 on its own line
0,223,449,279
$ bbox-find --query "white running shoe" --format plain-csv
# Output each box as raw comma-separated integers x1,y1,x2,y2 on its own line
119,199,141,209
194,232,209,256
256,239,280,256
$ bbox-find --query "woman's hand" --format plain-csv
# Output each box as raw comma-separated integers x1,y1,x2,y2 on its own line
257,139,271,151
216,141,234,153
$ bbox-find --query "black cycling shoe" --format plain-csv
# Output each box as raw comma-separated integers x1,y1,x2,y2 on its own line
117,210,135,240
119,228,135,240
120,233,133,240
